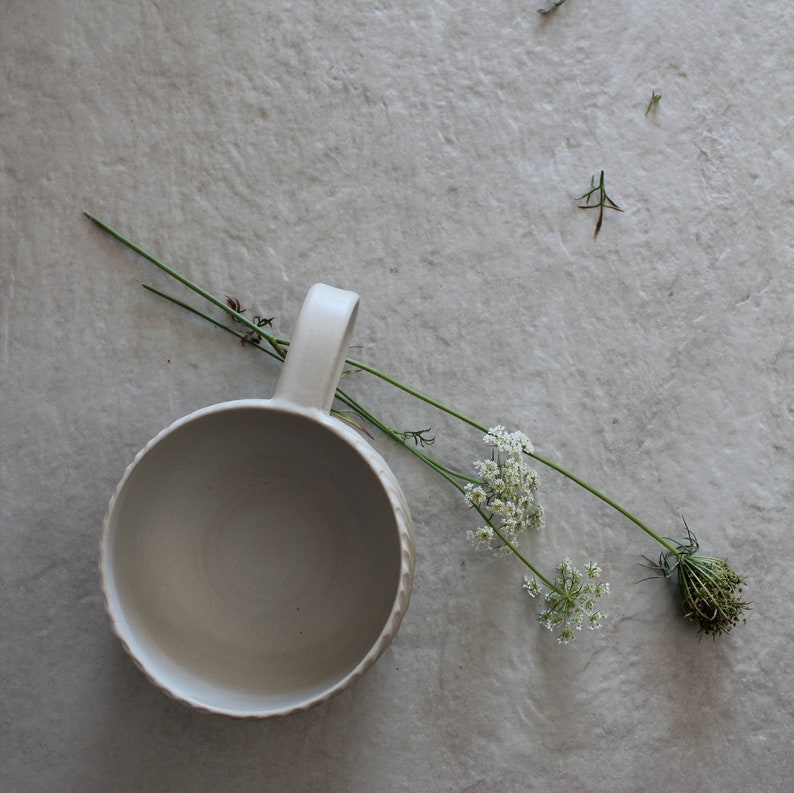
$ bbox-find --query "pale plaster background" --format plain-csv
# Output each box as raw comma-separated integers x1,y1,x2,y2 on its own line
2,1,792,791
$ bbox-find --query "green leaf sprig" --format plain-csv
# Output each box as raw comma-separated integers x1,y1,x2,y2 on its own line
577,170,624,238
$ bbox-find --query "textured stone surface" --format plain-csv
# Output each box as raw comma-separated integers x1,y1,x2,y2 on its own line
2,1,792,791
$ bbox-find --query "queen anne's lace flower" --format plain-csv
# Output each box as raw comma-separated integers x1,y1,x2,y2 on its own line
525,558,609,644
464,426,544,552
466,525,495,549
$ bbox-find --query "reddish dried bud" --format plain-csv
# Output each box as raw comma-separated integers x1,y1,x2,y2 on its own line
225,296,245,314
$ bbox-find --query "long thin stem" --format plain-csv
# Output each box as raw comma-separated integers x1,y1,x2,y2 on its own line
526,452,680,555
347,357,488,434
139,282,285,360
85,211,676,559
351,355,678,554
84,211,288,359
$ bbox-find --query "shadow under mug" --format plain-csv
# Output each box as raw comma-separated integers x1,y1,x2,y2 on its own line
100,284,415,718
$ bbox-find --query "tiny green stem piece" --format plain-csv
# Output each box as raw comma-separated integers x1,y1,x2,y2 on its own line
645,90,662,117
538,0,567,14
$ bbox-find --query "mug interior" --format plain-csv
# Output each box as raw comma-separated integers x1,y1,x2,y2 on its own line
102,403,406,716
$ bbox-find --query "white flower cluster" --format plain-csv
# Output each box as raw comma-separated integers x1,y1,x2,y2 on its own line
464,426,544,553
523,559,609,644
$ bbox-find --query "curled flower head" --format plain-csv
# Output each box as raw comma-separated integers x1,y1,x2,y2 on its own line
464,426,543,552
677,553,748,637
527,558,609,644
644,522,749,638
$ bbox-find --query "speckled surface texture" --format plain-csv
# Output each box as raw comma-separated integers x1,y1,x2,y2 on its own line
2,2,792,791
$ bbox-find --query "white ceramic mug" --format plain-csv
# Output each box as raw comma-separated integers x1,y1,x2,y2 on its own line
101,284,415,718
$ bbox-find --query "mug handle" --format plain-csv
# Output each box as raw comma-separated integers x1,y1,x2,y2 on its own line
274,283,360,414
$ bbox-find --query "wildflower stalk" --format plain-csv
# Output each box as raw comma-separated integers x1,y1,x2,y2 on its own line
84,212,747,639
525,453,681,555
340,355,680,557
137,285,679,558
83,212,289,360
347,356,486,434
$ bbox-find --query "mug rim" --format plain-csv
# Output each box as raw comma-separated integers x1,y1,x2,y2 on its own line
101,398,415,718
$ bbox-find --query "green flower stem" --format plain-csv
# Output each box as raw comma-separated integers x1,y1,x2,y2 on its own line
84,211,288,360
482,518,557,590
85,211,678,561
139,282,286,361
525,452,680,556
349,357,680,557
336,390,477,483
346,357,488,434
